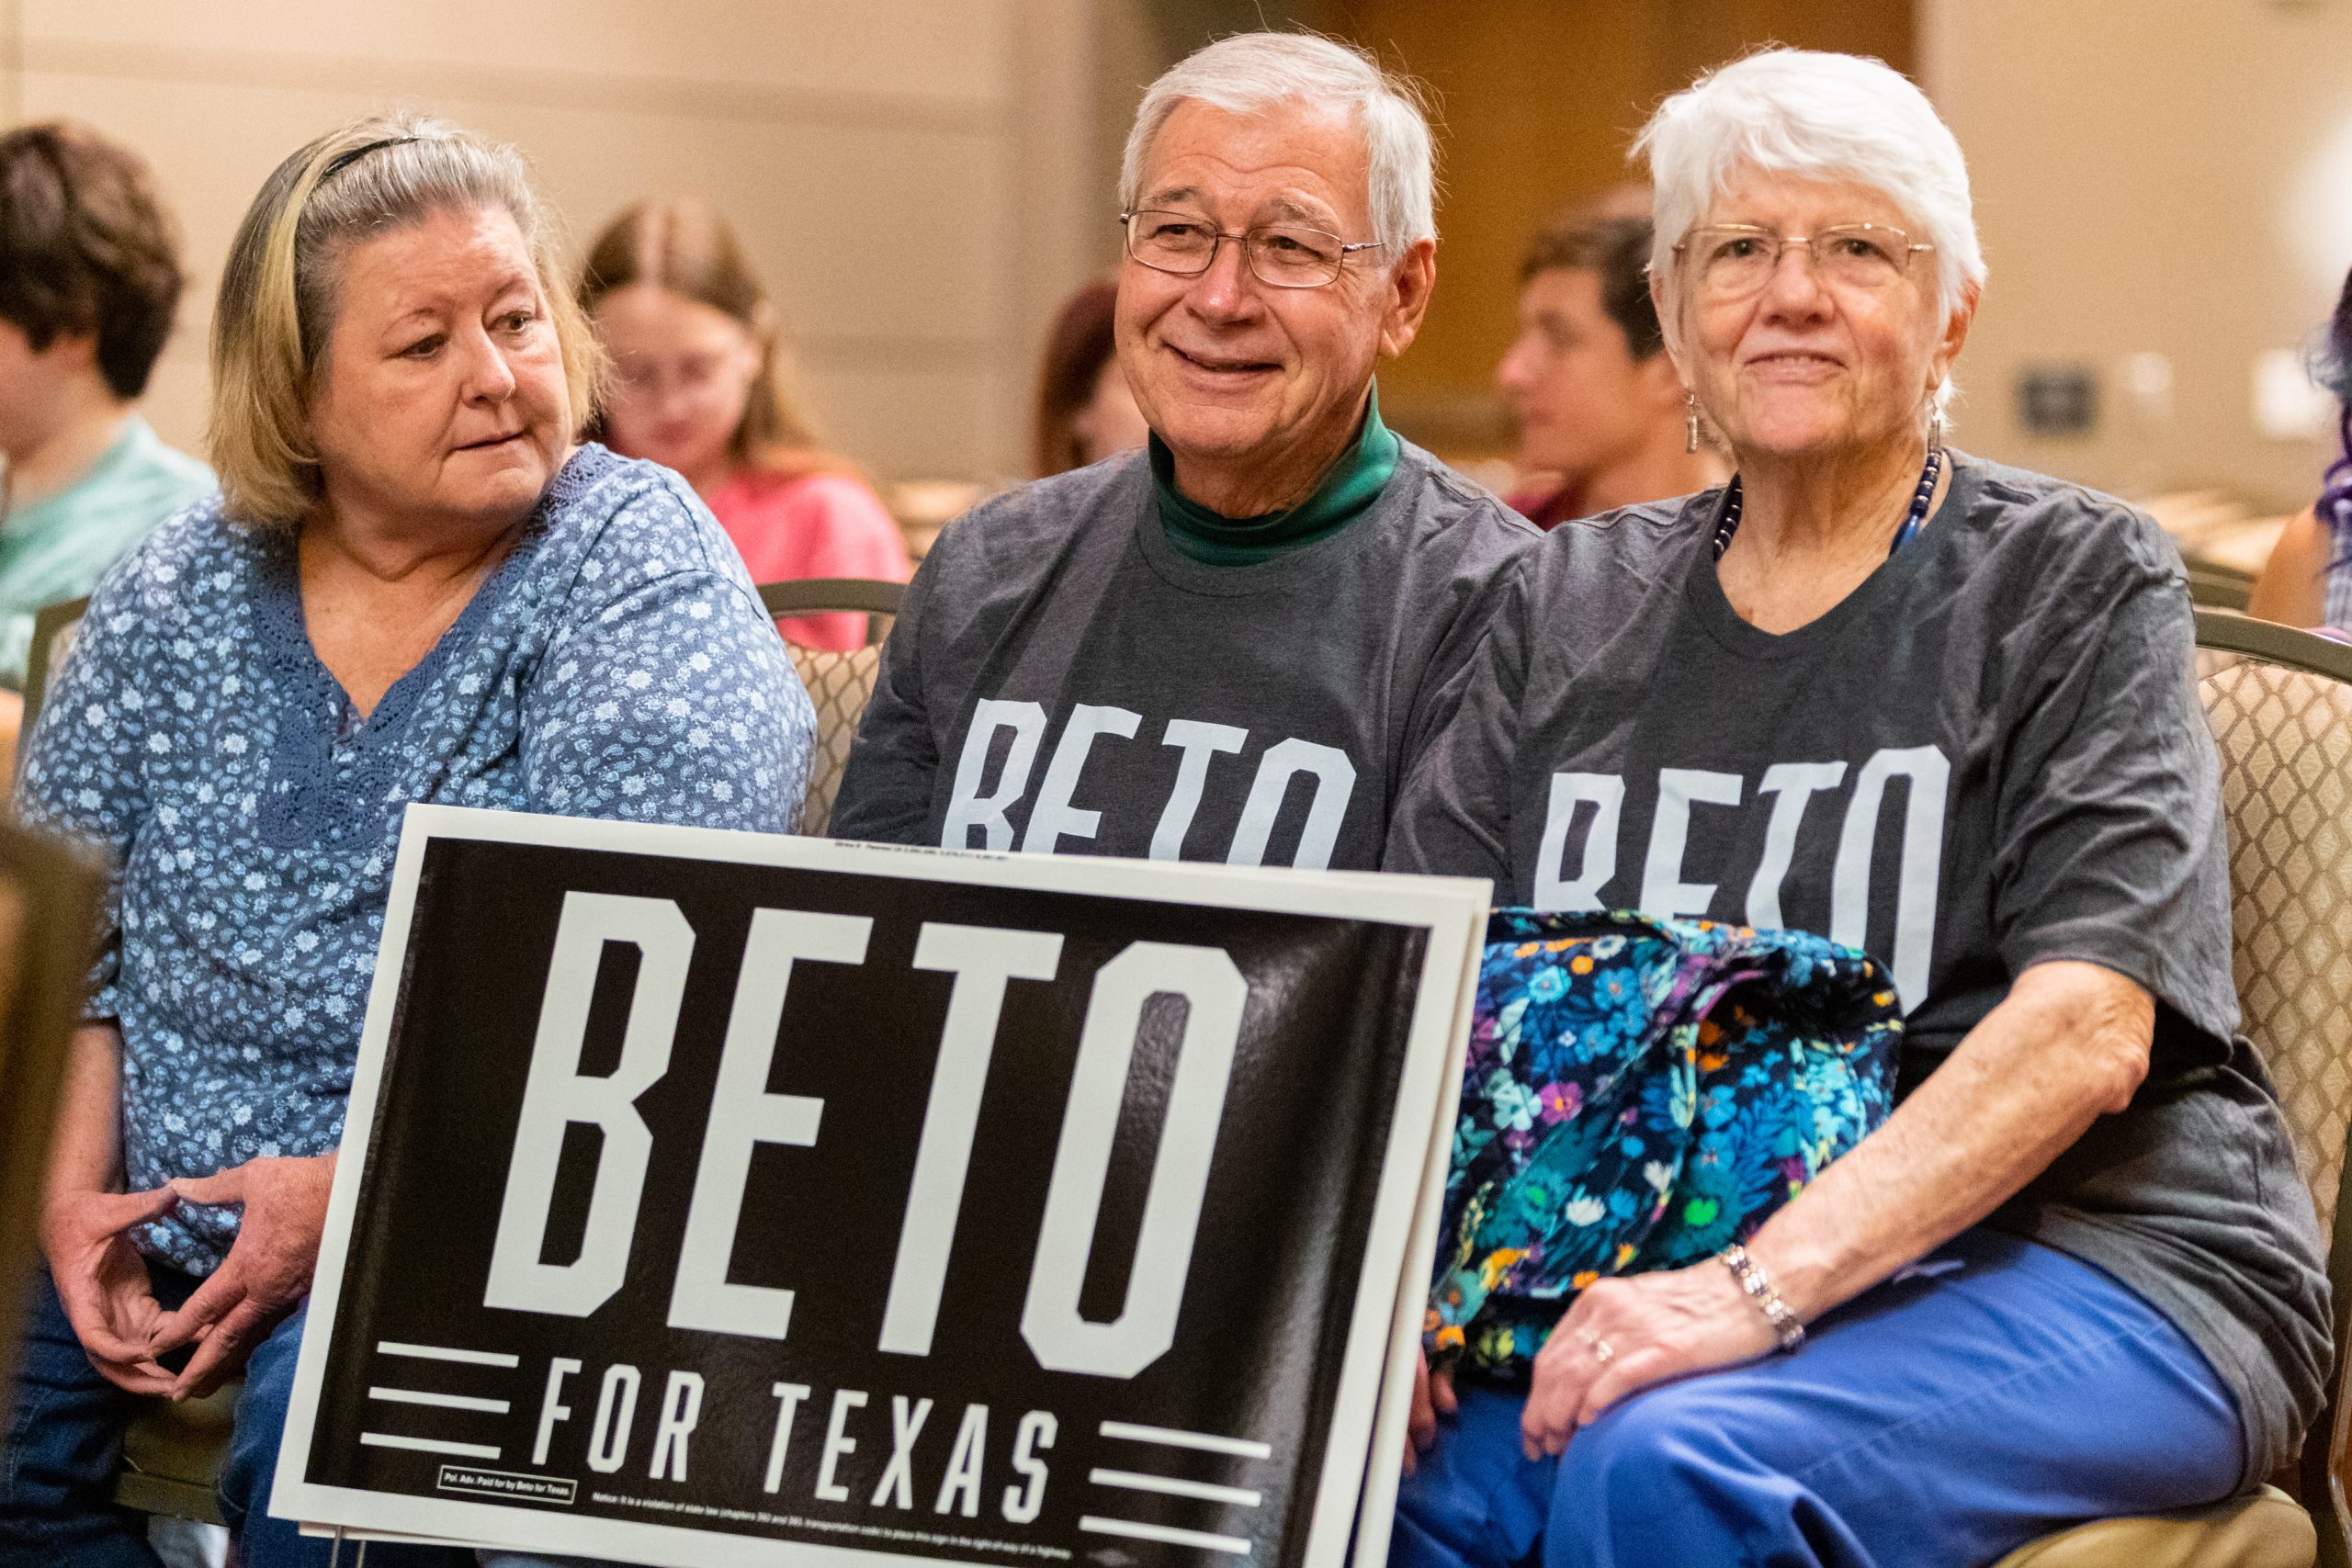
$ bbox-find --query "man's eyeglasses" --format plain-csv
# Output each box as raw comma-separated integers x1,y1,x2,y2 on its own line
1121,209,1387,289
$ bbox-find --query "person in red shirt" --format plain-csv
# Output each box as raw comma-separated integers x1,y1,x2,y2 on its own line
1498,212,1724,529
580,197,910,649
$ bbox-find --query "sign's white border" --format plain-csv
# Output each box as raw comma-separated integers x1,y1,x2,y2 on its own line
271,805,1488,1568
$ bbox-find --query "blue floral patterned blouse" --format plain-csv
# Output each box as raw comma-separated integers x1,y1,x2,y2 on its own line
17,444,816,1275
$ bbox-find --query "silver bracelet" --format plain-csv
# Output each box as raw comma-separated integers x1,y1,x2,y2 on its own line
1719,1244,1806,1352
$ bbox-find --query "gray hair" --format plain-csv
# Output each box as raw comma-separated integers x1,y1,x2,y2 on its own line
1636,49,1985,345
1118,32,1438,254
210,111,601,527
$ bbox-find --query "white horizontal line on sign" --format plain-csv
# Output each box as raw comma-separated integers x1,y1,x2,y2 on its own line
1100,1421,1272,1460
1089,1469,1263,1507
376,1340,521,1368
368,1386,514,1415
360,1432,503,1461
1080,1516,1251,1556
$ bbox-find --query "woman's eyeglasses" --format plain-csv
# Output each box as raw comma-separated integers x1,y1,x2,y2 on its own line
1676,223,1934,299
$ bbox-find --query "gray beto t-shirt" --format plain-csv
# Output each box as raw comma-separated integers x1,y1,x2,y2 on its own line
1388,453,2328,1480
831,442,1533,871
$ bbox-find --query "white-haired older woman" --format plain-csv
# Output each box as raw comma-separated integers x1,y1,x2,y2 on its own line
2,115,812,1567
1386,50,2328,1567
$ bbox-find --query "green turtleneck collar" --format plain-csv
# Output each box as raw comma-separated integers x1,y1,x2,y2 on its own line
1149,383,1400,566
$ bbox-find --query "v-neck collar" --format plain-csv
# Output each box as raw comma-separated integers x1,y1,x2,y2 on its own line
245,445,611,846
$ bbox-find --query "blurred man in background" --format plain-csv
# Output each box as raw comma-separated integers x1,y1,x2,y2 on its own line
1498,211,1724,529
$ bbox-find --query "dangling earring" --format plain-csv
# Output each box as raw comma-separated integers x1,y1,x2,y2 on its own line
1928,404,1948,454
1685,391,1702,455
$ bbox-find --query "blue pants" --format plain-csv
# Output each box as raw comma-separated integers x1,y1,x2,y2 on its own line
1391,1228,2245,1568
1,1265,469,1567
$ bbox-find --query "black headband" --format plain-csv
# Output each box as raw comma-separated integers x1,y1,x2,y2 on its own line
318,135,421,184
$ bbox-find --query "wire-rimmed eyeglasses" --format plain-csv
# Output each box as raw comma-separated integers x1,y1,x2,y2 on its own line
1674,223,1935,299
1121,209,1388,288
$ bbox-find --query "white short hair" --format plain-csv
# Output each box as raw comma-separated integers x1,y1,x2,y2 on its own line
1118,32,1437,254
1635,50,1985,333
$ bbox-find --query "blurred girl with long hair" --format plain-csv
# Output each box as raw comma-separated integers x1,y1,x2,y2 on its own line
580,198,909,649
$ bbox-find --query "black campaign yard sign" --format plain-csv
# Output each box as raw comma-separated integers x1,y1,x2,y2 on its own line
273,807,1484,1568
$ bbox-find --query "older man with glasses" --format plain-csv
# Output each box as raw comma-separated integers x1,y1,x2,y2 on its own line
831,31,1532,873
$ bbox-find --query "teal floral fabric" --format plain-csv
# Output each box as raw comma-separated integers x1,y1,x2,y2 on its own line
1428,909,1902,1374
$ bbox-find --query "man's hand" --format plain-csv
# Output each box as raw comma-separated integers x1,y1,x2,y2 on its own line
40,1185,178,1394
147,1154,336,1399
1404,1347,1456,1475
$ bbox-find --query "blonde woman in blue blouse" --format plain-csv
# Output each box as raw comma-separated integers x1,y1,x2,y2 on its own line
2,114,813,1568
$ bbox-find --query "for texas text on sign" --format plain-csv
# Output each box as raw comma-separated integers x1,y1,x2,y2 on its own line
272,807,1485,1568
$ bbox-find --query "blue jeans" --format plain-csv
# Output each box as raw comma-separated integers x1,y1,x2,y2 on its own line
2,1264,470,1567
1391,1227,2245,1568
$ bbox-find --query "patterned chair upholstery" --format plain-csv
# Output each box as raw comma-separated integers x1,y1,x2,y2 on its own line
785,642,885,836
1990,611,2352,1568
759,577,901,837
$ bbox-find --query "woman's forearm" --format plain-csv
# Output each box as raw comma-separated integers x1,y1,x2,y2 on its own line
44,1021,129,1204
2246,505,2328,628
0,689,22,788
1747,959,2154,1323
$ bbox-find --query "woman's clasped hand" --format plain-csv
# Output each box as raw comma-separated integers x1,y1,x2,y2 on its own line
37,1177,178,1395
42,1149,335,1401
145,1154,338,1399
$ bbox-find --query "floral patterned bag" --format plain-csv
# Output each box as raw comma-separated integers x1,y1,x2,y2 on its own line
1426,909,1903,1375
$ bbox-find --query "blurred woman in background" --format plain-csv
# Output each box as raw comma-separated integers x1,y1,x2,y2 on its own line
1031,276,1148,476
2248,266,2352,632
580,197,908,649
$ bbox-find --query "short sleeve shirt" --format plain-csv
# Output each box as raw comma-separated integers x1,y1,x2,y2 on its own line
1387,454,2331,1479
16,444,817,1274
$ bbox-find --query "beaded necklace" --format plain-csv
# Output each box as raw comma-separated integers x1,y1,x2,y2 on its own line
1711,446,1944,562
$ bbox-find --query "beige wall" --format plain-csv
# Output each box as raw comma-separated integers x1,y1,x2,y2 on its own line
0,0,1114,482
1923,0,2352,510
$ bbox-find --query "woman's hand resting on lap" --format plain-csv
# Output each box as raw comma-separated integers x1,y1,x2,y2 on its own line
40,1185,180,1394
147,1153,338,1399
1520,1260,1779,1461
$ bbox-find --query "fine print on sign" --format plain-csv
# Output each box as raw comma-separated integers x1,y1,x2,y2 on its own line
273,806,1487,1568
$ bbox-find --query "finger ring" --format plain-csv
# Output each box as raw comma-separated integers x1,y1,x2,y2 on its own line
1589,1337,1615,1365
